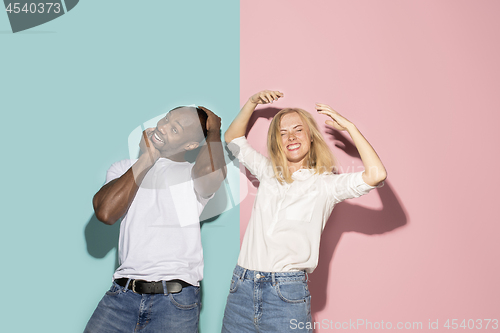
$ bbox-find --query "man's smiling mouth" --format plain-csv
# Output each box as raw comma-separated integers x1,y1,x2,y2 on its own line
153,132,164,143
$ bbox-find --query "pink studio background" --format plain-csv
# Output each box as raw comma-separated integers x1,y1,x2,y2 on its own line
240,0,500,331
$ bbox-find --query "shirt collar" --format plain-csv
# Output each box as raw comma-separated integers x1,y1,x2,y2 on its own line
291,168,314,181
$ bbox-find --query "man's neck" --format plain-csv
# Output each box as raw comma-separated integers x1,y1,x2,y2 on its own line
160,151,187,162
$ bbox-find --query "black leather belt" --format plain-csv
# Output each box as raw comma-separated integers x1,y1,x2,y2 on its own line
115,278,192,294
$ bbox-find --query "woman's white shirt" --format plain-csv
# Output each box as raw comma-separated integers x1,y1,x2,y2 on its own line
227,136,383,273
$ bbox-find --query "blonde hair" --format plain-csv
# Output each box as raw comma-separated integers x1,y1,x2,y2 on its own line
267,108,337,184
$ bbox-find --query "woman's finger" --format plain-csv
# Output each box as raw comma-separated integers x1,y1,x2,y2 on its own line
326,121,343,130
325,119,344,130
266,93,273,103
316,103,336,112
317,107,341,119
316,104,334,112
261,92,270,103
319,111,346,126
317,110,335,118
266,93,274,103
315,106,331,113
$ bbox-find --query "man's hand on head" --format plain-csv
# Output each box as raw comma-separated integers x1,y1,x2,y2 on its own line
199,106,222,133
139,128,161,165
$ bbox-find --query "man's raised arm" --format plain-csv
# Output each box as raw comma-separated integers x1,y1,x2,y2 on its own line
93,129,159,225
192,107,227,198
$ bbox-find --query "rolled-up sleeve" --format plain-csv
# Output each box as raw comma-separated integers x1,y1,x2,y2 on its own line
325,171,384,205
105,159,134,184
227,136,271,180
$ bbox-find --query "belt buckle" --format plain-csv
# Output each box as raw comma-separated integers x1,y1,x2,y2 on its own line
131,279,144,294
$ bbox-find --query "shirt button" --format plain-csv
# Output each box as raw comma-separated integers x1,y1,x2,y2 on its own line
256,273,261,279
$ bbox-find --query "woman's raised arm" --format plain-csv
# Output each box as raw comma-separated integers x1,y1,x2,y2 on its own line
224,90,283,143
316,103,387,186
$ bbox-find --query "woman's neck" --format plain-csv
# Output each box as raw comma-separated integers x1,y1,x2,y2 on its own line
287,162,307,174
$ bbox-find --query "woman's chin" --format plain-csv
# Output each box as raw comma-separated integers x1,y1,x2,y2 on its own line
286,153,307,163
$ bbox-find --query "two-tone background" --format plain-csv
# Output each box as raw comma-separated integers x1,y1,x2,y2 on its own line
1,1,499,332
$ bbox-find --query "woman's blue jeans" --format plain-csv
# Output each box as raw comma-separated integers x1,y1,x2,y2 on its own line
84,279,201,333
222,265,312,333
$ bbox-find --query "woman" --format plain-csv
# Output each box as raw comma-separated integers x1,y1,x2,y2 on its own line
222,90,387,333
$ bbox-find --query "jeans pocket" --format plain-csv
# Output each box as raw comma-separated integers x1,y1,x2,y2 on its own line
168,286,199,310
275,280,309,303
229,274,241,294
105,282,123,296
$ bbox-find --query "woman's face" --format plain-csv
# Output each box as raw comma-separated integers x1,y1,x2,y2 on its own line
279,112,311,169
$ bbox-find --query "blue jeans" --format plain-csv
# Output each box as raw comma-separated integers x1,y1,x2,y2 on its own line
222,265,312,333
84,280,201,333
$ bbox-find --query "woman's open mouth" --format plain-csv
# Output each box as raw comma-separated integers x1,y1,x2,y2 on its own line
287,143,301,151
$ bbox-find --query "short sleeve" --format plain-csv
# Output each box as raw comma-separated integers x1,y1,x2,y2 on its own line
169,176,213,226
227,136,271,180
187,163,216,206
324,171,384,205
195,189,215,213
193,180,215,207
105,159,134,184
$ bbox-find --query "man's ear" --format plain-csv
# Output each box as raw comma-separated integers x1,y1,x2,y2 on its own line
184,141,200,151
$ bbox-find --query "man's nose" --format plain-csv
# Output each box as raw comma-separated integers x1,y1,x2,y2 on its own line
157,123,167,134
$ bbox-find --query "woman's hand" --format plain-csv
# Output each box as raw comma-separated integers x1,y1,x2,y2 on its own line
224,90,283,143
316,103,353,131
250,90,284,105
317,103,387,186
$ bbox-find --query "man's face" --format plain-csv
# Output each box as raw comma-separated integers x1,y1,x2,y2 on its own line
150,107,204,156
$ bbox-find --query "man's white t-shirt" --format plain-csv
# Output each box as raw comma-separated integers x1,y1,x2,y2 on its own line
105,158,212,286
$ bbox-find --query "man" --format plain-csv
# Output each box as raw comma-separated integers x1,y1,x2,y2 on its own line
84,106,226,333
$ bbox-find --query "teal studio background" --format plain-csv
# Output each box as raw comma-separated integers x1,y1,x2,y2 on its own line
0,1,239,332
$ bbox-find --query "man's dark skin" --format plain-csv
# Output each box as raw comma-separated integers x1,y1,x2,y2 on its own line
93,106,226,225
